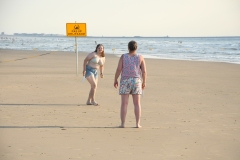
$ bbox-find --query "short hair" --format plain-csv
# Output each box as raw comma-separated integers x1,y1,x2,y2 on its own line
128,41,137,51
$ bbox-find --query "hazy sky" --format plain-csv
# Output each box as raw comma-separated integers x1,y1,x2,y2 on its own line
0,0,239,37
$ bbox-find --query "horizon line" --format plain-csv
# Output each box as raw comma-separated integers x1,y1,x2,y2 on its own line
0,33,240,38
1,34,240,38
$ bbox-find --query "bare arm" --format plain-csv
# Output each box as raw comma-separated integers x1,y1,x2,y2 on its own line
99,65,104,78
83,52,94,76
114,55,123,88
99,57,105,78
140,55,147,89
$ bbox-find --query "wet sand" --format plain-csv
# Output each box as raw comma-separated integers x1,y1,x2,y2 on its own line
0,49,240,160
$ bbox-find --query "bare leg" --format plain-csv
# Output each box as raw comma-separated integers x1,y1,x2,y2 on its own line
120,94,129,128
86,75,98,105
92,77,98,105
132,94,142,128
87,89,93,104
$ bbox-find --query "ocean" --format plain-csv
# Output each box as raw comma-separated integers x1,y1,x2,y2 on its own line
1,36,240,64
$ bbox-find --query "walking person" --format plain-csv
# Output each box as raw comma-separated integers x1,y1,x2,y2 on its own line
114,41,147,128
83,44,105,106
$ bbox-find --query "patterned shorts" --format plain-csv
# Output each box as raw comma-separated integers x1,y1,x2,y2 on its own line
119,77,142,95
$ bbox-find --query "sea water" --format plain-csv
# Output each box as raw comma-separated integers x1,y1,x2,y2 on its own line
1,36,240,64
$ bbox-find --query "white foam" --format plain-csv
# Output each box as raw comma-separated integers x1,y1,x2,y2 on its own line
1,36,240,64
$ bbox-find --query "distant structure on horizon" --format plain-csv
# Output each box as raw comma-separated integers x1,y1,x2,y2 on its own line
1,32,4,35
13,33,64,37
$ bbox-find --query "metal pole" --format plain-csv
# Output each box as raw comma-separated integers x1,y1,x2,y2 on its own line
76,36,78,76
75,21,78,76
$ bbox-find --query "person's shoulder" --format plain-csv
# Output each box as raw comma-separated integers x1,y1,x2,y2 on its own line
138,54,144,59
87,52,95,57
137,54,145,63
120,53,126,58
89,52,95,55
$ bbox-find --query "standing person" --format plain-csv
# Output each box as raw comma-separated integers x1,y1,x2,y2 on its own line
83,44,105,106
114,41,147,128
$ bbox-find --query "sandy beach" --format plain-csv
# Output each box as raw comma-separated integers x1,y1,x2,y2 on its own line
0,49,240,160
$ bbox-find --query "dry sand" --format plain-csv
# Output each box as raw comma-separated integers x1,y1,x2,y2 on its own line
0,49,240,160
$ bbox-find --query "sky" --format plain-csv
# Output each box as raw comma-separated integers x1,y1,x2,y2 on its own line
0,0,240,37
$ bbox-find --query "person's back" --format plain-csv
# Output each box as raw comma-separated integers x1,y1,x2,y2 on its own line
114,40,147,128
121,53,141,79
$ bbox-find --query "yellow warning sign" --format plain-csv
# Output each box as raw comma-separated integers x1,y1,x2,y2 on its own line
66,23,87,37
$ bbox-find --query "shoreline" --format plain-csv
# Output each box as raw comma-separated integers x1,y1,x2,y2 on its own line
1,49,240,65
1,36,239,65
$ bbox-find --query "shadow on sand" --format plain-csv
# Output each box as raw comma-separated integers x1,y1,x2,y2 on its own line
0,126,119,129
0,104,90,107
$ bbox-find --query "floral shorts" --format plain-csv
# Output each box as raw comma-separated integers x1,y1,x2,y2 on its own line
119,77,142,95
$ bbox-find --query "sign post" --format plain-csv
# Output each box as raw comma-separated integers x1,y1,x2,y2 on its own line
66,22,87,76
75,35,78,76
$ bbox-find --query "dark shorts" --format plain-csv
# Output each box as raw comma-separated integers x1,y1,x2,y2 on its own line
85,65,98,79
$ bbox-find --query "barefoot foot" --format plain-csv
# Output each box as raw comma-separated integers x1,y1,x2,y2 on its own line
92,101,100,106
136,124,142,128
86,102,93,105
119,124,125,128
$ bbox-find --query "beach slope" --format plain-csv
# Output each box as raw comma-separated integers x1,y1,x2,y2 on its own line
0,49,240,160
